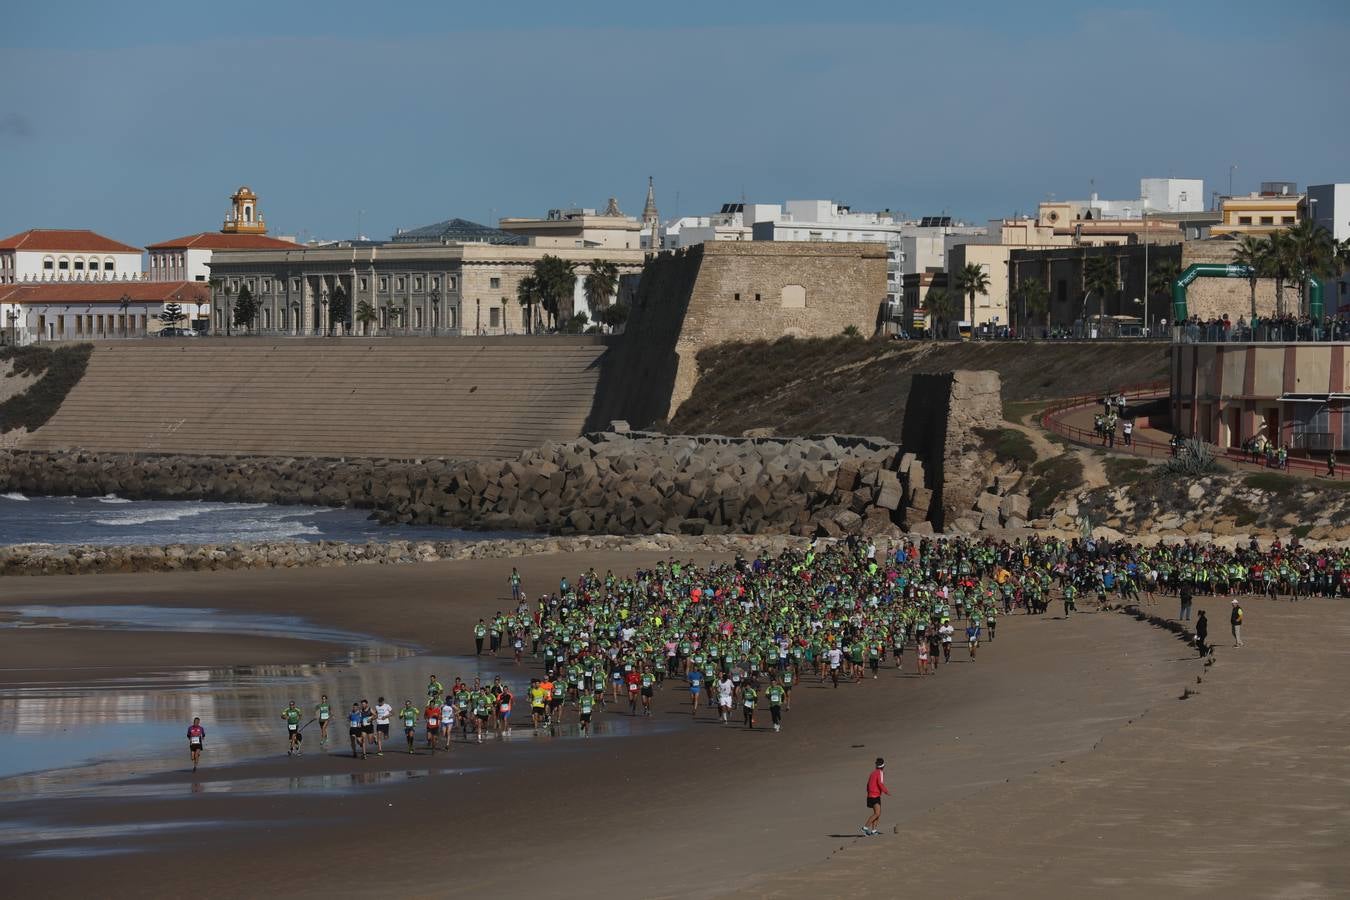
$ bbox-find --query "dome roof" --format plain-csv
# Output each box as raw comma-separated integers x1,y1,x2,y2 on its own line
233,186,257,198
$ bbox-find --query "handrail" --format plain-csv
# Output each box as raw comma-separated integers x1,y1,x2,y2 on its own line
1040,382,1350,481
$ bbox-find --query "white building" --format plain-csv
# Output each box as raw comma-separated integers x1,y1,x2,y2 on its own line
146,232,298,282
1308,183,1350,312
0,229,142,285
1057,177,1205,221
0,280,209,345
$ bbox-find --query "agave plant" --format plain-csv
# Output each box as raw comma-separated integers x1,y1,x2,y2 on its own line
1164,438,1219,477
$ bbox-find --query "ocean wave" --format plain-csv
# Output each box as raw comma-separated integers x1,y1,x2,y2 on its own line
93,502,268,527
1,492,29,502
97,495,132,504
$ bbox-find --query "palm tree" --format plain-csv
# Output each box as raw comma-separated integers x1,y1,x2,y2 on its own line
1145,259,1181,331
1284,219,1337,315
1261,231,1296,317
1083,255,1118,331
516,275,541,335
583,261,619,315
952,263,990,327
1231,236,1267,321
354,300,377,336
925,287,959,339
534,255,577,331
1015,279,1050,336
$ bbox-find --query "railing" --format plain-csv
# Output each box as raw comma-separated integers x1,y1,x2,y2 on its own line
1175,322,1350,344
1040,381,1350,481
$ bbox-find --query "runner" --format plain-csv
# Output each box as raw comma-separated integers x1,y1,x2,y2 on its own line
741,681,757,730
639,666,656,717
578,687,595,735
423,696,442,753
426,675,444,704
315,694,331,747
186,716,205,771
766,678,785,733
400,699,419,754
347,703,365,759
281,700,303,757
359,699,374,754
688,666,704,717
717,673,735,725
498,684,514,735
863,757,889,836
529,678,547,730
373,696,392,756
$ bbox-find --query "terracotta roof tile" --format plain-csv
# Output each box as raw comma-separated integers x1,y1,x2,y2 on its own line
0,281,209,305
0,229,141,254
145,232,298,251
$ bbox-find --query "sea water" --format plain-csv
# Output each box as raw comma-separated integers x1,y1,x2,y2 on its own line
0,493,508,546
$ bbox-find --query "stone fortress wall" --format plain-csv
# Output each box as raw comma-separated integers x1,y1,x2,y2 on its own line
589,241,887,428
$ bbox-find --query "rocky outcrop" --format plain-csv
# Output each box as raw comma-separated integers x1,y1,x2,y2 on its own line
0,533,813,577
901,369,1004,529
0,432,942,540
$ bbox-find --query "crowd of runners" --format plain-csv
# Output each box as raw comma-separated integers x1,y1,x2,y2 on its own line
190,532,1328,767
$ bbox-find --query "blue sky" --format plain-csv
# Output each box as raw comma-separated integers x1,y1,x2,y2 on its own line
3,1,1347,247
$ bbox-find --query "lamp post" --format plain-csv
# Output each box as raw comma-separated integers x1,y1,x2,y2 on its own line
319,291,330,336
6,308,17,346
428,287,440,336
476,297,481,335
119,294,131,338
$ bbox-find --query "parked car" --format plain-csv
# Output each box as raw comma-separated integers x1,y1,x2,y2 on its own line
157,327,198,337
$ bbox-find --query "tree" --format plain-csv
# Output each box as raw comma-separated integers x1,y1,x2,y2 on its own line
328,284,351,335
534,255,577,331
232,283,257,331
1260,231,1296,317
1145,259,1181,330
1083,255,1118,331
924,287,959,339
158,301,186,333
583,261,619,313
597,302,629,331
953,263,990,327
516,275,542,335
355,300,377,335
1015,279,1050,336
560,311,590,334
1230,236,1267,320
1284,219,1338,316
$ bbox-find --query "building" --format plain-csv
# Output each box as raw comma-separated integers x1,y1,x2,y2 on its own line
1308,183,1350,313
900,271,948,333
497,201,644,250
206,221,645,336
1007,242,1184,333
1211,182,1303,237
146,187,296,283
0,229,142,284
220,186,267,235
614,241,887,417
0,280,209,344
1172,340,1350,456
1049,177,1205,221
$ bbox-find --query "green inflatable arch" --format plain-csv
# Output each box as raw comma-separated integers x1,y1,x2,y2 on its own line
1171,263,1323,322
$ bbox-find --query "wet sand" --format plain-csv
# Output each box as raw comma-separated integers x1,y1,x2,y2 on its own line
4,556,1333,898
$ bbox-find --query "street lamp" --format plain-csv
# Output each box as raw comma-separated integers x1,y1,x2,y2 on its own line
319,291,330,336
6,308,18,346
428,287,440,336
119,294,131,338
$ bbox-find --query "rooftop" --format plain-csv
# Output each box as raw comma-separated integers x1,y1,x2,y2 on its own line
146,232,298,251
0,229,141,254
389,218,525,246
0,280,209,304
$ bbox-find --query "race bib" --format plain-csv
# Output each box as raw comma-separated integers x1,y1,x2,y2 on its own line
428,718,438,727
288,724,298,732
190,737,201,746
319,712,329,721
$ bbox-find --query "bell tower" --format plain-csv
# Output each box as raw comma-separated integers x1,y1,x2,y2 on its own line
222,186,267,235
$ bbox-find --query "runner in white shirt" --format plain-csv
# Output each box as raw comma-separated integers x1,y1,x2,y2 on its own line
826,646,844,688
374,698,393,757
938,622,955,664
717,677,735,725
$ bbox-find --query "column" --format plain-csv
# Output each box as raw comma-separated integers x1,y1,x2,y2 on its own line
301,276,314,336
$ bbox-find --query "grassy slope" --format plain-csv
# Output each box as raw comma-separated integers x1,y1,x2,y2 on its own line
667,337,1168,441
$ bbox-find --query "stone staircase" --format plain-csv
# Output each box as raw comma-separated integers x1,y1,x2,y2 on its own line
19,338,607,459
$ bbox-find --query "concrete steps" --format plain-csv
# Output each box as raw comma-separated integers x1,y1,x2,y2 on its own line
21,339,607,459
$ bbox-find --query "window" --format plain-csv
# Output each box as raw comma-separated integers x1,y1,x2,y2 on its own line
43,257,54,270
1238,216,1252,225
59,258,69,270
1282,216,1294,224
195,275,205,282
397,277,406,291
415,276,423,291
489,307,500,327
378,277,388,291
489,277,501,289
734,292,741,301
1292,403,1330,451
359,277,368,291
431,276,440,290
104,259,114,271
1260,216,1274,225
263,280,271,293
74,259,85,271
292,278,301,292
230,279,239,291
448,276,457,291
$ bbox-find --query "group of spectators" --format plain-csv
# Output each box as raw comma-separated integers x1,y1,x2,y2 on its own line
1180,312,1350,344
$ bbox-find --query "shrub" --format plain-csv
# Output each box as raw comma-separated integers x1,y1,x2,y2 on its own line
0,344,93,432
841,324,862,338
975,427,1037,467
1027,455,1084,518
1162,439,1219,477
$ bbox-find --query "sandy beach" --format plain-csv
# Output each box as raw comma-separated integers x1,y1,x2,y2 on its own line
2,553,1345,899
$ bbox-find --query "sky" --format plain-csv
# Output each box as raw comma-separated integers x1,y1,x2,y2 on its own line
3,0,1348,247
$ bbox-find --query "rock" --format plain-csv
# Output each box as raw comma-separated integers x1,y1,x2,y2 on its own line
974,491,1003,517
999,493,1030,521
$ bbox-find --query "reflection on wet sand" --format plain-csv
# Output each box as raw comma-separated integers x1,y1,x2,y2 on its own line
0,606,680,803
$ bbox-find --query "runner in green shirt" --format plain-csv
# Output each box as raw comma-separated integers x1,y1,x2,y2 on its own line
399,700,419,754
281,700,304,757
766,678,786,733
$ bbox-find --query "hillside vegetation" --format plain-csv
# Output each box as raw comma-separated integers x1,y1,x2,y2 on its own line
0,344,94,433
667,336,1168,440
